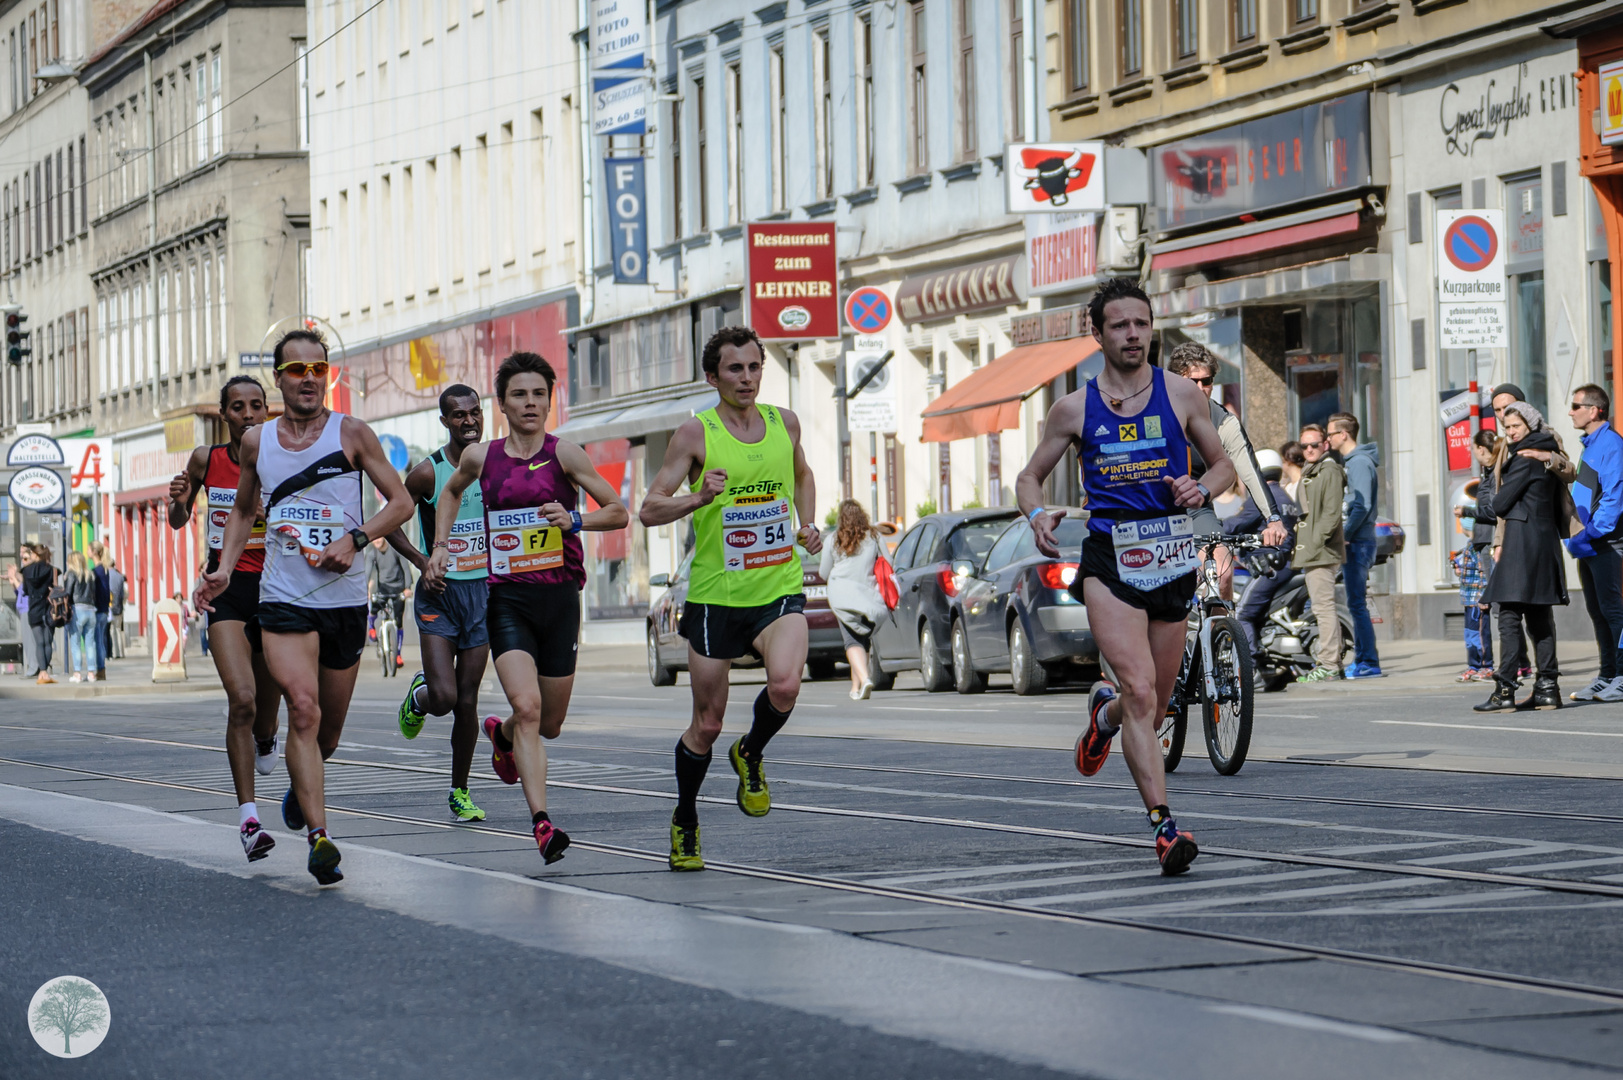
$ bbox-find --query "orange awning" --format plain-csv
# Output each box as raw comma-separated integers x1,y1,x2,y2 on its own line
919,337,1101,443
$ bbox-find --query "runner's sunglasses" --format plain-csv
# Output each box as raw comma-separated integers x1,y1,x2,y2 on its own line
276,360,330,378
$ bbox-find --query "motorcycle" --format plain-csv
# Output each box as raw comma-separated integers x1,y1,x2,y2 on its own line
1240,551,1355,692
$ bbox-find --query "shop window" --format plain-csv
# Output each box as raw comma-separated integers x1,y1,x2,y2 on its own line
1595,259,1612,390
1513,270,1547,417
1505,173,1543,265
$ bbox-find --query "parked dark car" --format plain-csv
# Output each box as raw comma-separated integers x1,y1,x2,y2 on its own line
646,550,845,685
947,510,1096,695
869,508,1022,692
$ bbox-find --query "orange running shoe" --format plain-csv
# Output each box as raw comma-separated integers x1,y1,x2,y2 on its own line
1075,682,1118,777
1157,826,1199,877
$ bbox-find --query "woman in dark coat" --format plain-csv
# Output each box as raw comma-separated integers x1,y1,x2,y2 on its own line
1477,402,1568,712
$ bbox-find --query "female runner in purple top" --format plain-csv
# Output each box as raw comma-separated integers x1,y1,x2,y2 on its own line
426,352,629,865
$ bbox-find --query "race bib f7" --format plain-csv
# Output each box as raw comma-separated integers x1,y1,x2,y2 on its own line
486,507,563,576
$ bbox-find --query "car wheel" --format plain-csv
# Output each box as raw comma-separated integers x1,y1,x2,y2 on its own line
1009,621,1049,696
807,658,839,681
951,620,988,694
647,623,677,687
918,623,952,692
867,640,896,692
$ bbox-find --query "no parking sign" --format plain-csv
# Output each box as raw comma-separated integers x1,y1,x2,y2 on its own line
1435,210,1507,348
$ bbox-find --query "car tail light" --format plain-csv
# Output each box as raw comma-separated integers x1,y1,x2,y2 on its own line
1038,563,1078,589
937,565,960,598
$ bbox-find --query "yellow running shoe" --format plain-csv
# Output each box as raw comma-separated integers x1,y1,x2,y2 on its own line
669,813,704,871
728,738,771,817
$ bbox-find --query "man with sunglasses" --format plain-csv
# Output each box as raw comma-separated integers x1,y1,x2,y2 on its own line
197,330,416,886
1563,385,1623,702
1163,344,1287,599
1293,424,1347,682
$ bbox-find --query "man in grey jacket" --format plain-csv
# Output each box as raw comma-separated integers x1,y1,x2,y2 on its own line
1327,412,1381,679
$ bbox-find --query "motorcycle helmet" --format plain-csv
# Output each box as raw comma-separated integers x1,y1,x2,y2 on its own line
1254,448,1284,482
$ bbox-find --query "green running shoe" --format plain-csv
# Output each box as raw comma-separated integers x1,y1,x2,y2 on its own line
1295,665,1341,684
728,738,771,817
308,834,343,885
398,672,427,739
669,813,704,871
448,787,485,822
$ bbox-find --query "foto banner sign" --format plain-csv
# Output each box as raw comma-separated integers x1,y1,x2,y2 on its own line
1007,142,1106,213
747,222,838,340
590,0,648,136
847,336,898,434
606,157,648,284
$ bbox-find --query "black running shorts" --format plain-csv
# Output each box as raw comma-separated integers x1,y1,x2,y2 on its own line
257,602,367,669
487,582,580,677
207,569,263,653
1074,534,1197,624
679,594,807,661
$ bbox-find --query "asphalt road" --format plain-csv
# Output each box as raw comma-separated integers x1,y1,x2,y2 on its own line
2,661,1622,1078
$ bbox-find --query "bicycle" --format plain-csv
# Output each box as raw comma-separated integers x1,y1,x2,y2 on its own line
372,594,403,678
1155,532,1263,776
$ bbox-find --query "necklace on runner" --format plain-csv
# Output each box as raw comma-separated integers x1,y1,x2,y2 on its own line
1103,376,1153,410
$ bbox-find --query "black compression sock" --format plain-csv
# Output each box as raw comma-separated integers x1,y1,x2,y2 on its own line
1148,805,1176,838
740,688,792,758
674,739,712,827
491,720,514,753
531,809,550,826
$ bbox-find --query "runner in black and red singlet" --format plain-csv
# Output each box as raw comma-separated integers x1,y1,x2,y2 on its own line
168,375,284,862
425,352,629,866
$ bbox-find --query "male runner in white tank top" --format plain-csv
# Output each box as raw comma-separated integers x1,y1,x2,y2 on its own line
196,330,416,886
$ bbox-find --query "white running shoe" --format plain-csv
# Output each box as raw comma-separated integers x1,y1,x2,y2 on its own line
850,681,873,701
1571,677,1609,702
254,736,279,776
1598,677,1623,703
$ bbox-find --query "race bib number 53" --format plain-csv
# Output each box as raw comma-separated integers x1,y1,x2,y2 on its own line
1111,515,1197,590
267,505,342,566
486,507,562,576
721,496,795,572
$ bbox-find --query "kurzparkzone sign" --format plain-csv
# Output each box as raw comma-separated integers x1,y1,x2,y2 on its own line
1435,209,1508,347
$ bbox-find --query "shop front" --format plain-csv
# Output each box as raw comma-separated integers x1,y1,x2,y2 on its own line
559,291,742,639
113,423,200,640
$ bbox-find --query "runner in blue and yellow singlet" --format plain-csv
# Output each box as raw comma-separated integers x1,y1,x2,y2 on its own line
383,384,491,823
1016,278,1236,877
640,325,821,872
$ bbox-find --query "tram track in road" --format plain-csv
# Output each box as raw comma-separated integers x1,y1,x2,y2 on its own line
5,729,1623,897
3,751,1623,1011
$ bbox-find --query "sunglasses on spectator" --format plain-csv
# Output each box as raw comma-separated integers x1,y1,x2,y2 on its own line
1300,439,1325,449
1571,401,1598,411
277,361,330,378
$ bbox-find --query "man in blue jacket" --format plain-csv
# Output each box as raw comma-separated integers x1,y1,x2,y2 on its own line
1327,412,1383,678
1565,384,1623,702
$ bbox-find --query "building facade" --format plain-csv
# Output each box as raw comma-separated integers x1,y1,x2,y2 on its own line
562,0,1101,642
304,0,583,548
1047,0,1605,639
81,0,308,636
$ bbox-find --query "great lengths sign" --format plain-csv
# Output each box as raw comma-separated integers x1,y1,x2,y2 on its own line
746,223,838,340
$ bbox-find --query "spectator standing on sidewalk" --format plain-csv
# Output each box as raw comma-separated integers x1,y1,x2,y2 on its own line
20,543,56,683
1449,537,1491,682
1293,425,1346,683
62,551,98,683
6,559,34,676
819,499,888,701
1279,441,1306,503
1326,412,1383,679
89,541,110,679
1560,384,1623,702
107,557,127,659
1476,402,1569,712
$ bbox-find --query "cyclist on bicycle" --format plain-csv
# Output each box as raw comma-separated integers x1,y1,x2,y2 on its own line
366,536,411,666
1163,344,1287,597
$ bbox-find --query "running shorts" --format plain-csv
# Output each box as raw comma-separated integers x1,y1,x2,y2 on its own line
258,602,367,669
487,582,580,677
1073,534,1198,624
207,569,263,653
414,577,490,651
680,593,807,661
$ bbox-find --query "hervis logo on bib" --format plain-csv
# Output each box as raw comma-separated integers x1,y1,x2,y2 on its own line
1119,547,1155,570
210,509,230,527
492,533,520,552
725,530,756,549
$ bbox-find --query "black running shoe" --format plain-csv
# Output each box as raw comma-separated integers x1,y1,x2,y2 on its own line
282,787,306,831
308,834,343,885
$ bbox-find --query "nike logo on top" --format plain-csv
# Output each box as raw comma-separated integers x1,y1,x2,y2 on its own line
528,461,552,470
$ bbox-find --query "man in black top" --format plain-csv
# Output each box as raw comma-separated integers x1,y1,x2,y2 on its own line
20,544,56,683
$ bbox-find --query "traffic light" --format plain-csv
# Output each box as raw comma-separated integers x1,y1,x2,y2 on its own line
5,307,29,365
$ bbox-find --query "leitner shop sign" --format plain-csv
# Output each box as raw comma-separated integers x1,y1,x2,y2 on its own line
746,222,839,340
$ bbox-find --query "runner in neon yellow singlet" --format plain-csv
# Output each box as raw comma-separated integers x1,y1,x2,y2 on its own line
640,326,821,871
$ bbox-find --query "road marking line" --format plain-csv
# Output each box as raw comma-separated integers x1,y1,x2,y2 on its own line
1203,1005,1415,1044
858,860,1117,886
1401,843,1570,867
1107,876,1433,917
1373,720,1623,738
1017,868,1348,907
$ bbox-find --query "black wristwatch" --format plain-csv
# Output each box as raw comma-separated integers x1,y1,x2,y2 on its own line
349,528,370,550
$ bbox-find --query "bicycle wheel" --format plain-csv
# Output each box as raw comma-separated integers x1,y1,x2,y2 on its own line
1200,616,1253,775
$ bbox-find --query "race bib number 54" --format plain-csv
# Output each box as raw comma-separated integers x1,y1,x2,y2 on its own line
721,496,795,572
486,507,562,576
1111,515,1197,590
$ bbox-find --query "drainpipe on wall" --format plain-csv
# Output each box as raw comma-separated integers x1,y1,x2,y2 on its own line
1021,0,1037,143
576,0,595,327
145,47,159,416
